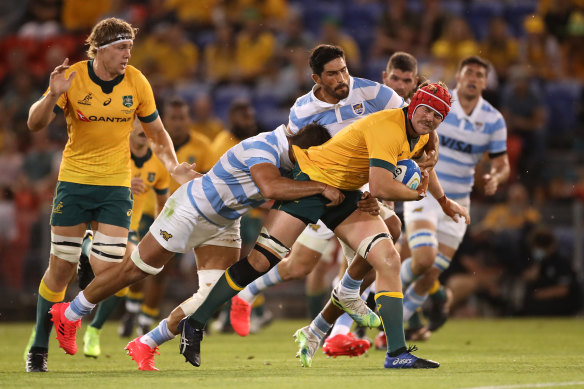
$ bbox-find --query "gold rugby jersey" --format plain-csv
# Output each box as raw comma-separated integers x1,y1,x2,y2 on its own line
293,108,428,191
172,132,213,192
45,60,158,187
129,148,170,231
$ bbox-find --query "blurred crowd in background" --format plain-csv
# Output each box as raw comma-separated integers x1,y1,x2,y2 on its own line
0,0,583,321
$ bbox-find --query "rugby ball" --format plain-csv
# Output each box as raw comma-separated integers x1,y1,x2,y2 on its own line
394,159,421,190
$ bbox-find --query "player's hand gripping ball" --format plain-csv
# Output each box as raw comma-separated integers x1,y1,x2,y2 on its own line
394,159,422,190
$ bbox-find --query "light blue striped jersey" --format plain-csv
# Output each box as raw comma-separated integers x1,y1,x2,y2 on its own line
287,76,404,137
435,89,507,199
186,125,292,226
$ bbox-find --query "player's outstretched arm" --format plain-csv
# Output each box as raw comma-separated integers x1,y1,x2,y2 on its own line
428,169,471,224
250,162,344,206
483,154,510,196
142,117,201,185
28,58,76,131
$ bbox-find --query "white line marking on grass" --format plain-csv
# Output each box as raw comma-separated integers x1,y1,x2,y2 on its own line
459,382,584,389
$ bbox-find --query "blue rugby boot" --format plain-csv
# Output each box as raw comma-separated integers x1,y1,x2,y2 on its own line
384,346,439,369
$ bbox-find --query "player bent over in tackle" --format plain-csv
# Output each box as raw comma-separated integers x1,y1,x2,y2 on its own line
179,82,469,369
46,123,375,371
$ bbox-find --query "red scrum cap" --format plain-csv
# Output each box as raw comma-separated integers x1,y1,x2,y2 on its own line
408,83,452,121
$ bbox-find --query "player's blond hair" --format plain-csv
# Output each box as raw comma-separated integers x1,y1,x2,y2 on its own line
86,17,137,59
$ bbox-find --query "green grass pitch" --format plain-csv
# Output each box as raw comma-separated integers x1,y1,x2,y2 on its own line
2,318,584,389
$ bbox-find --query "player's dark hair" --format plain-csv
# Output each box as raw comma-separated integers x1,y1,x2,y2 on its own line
228,98,253,117
162,96,189,116
387,52,418,75
289,123,331,149
309,44,345,76
457,55,490,75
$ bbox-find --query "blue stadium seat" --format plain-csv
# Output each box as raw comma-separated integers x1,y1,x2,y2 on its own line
302,2,342,35
441,0,464,17
364,58,388,83
544,81,582,136
212,85,251,122
464,1,504,40
256,108,290,131
341,2,381,61
503,1,538,37
252,89,281,114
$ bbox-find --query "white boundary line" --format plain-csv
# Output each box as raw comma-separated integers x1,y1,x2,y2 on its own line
459,382,584,389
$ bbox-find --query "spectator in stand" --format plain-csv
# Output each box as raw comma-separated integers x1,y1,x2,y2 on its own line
0,131,24,189
417,0,449,56
164,0,216,33
61,0,111,32
210,99,258,163
481,17,519,84
500,67,546,190
131,22,199,85
318,17,362,76
517,15,563,81
277,9,315,63
218,0,288,31
430,16,480,85
562,10,584,81
519,226,581,316
447,182,541,316
541,0,576,42
204,23,239,85
17,0,62,39
235,8,276,85
370,0,419,60
190,95,225,142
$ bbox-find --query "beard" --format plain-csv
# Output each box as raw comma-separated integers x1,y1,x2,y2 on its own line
324,83,349,100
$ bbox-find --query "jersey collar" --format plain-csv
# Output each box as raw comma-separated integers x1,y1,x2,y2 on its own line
88,60,125,94
452,88,484,123
131,147,153,168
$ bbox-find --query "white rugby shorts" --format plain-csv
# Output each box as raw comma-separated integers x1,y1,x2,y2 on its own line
403,194,470,249
149,183,241,253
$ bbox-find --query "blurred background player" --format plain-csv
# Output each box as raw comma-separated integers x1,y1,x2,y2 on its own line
81,119,170,358
24,17,196,373
399,55,510,342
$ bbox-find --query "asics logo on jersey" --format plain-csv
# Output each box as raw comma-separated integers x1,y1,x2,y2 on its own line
103,98,112,106
412,207,423,213
160,230,173,241
393,358,413,365
78,92,93,105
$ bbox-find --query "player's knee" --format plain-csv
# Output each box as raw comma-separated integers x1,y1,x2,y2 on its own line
416,270,439,290
411,254,435,274
287,261,313,280
250,228,290,272
248,250,272,272
50,232,83,263
130,247,164,276
91,231,127,263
